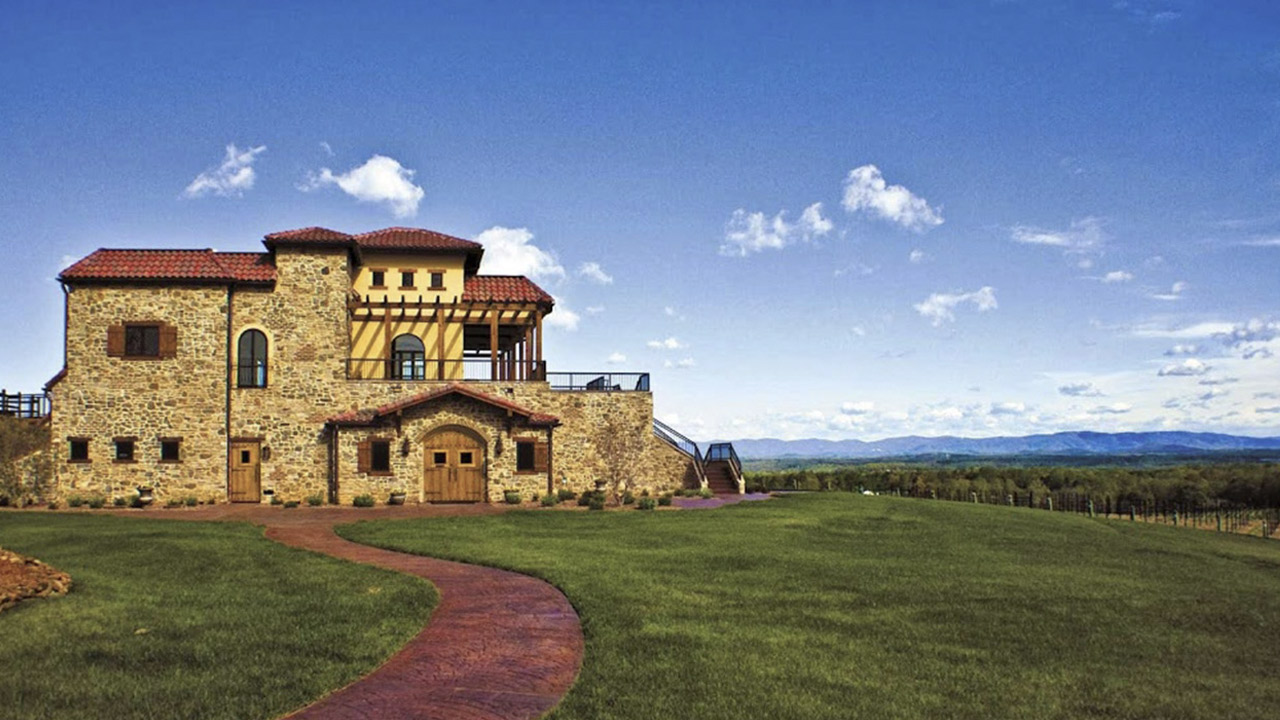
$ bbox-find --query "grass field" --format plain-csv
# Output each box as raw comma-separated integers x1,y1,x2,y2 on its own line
0,513,434,720
340,494,1280,720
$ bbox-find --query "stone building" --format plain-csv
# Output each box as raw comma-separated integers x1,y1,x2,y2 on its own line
47,226,737,505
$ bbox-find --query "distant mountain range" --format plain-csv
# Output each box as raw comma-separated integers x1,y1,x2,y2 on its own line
722,431,1280,459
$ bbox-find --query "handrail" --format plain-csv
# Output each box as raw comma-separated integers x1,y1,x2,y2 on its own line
0,391,50,419
346,357,546,382
653,418,706,488
704,442,743,492
546,372,649,392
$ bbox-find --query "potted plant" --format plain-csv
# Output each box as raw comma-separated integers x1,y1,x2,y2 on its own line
388,491,407,506
136,486,155,507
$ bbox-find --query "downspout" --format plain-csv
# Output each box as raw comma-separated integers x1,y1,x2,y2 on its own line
329,423,339,504
225,285,234,501
546,425,554,495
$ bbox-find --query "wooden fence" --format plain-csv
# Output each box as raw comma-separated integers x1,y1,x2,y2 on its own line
0,391,50,419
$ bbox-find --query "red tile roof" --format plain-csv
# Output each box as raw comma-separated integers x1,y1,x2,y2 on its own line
59,249,276,284
463,276,554,305
353,227,482,252
328,383,559,427
262,227,352,245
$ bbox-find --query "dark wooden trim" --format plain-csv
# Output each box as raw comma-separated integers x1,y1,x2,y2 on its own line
230,435,264,443
113,436,139,442
66,435,90,441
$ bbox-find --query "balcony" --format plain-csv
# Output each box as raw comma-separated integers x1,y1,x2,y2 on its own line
344,358,649,392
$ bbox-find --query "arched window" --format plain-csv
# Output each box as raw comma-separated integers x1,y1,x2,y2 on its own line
391,334,426,380
237,329,268,388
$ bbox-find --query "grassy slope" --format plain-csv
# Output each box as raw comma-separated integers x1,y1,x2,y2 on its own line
0,513,435,720
340,494,1280,720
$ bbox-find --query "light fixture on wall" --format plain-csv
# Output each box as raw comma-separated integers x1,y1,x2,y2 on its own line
261,447,271,461
400,438,410,457
494,436,503,456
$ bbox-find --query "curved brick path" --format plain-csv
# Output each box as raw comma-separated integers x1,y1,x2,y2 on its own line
267,522,583,720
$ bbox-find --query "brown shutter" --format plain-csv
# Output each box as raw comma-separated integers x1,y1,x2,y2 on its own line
357,439,371,474
106,325,125,357
533,442,549,473
159,324,178,358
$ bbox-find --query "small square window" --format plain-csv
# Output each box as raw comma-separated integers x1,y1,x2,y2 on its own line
160,439,181,463
68,439,89,463
114,439,135,462
432,451,447,466
400,271,415,288
370,270,385,287
516,441,535,472
429,271,444,289
124,325,160,357
459,451,474,466
371,440,391,473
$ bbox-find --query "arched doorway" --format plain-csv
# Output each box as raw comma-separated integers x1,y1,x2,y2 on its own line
423,426,486,502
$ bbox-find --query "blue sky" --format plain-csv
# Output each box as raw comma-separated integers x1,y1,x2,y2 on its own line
3,0,1279,441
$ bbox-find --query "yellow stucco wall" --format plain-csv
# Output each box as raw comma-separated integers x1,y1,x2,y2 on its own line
351,252,466,304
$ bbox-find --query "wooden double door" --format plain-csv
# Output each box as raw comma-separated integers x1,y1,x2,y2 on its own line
423,428,486,502
228,440,261,503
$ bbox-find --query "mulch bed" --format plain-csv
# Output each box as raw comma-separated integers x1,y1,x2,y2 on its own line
0,547,71,613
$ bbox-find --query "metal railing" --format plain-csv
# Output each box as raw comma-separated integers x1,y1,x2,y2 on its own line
704,442,743,491
346,357,546,382
653,418,706,487
0,391,50,419
546,372,650,392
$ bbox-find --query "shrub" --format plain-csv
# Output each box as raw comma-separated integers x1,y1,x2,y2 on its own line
67,495,84,508
129,495,145,509
306,494,324,507
269,494,282,506
588,495,606,511
622,491,635,505
503,490,522,505
352,494,375,508
540,493,558,507
284,500,299,509
165,498,184,508
637,497,656,511
641,489,651,497
699,488,714,499
184,496,198,507
658,494,673,507
47,501,60,510
577,493,593,507
557,488,577,502
113,496,128,507
87,496,105,509
680,488,700,497
206,497,219,506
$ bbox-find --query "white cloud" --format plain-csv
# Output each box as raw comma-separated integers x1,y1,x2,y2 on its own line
606,352,627,365
989,402,1027,416
1101,270,1133,283
647,337,685,350
183,143,266,198
1058,382,1103,397
1163,344,1200,356
1199,376,1238,386
909,249,927,264
319,141,334,157
841,165,942,231
576,261,613,285
799,202,834,237
302,155,425,217
474,227,565,281
1214,319,1280,347
544,305,580,331
914,286,998,326
1011,217,1104,254
1149,280,1188,301
663,306,686,321
1130,321,1236,339
1257,406,1280,414
721,209,792,256
1197,387,1230,402
840,401,875,415
1157,358,1210,377
1243,237,1280,247
1087,403,1132,415
663,357,696,369
586,305,605,315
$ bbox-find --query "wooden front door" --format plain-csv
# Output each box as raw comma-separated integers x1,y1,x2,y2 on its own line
423,428,485,502
228,440,261,503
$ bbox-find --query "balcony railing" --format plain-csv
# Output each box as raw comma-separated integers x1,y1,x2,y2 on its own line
546,372,650,392
0,391,49,419
347,357,546,382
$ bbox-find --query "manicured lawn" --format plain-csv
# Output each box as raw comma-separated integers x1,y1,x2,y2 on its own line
0,513,434,720
340,494,1280,720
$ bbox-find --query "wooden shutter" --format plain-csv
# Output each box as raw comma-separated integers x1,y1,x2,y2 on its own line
357,439,371,474
106,325,125,357
159,324,178,358
533,442,549,473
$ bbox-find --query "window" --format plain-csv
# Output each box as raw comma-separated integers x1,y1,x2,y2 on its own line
432,451,447,465
114,438,135,463
237,329,268,388
400,270,415,289
458,451,474,466
516,441,535,472
160,438,182,463
371,440,391,473
429,271,444,289
125,324,160,357
370,269,386,288
68,438,89,463
391,334,425,380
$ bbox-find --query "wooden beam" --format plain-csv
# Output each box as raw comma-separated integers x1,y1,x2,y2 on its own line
535,310,543,379
382,307,391,379
435,304,445,380
490,311,498,380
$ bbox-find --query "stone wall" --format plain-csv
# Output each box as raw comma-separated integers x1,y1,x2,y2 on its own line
51,246,699,504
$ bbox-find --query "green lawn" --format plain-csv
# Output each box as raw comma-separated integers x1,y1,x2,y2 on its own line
339,494,1280,720
0,513,434,720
